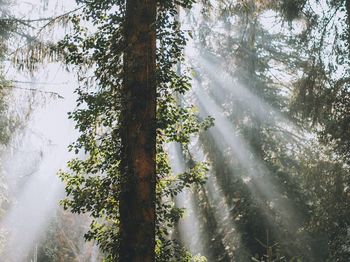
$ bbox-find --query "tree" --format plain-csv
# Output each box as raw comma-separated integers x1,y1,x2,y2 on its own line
57,0,350,260
279,0,350,258
60,0,210,260
185,0,316,260
119,0,157,260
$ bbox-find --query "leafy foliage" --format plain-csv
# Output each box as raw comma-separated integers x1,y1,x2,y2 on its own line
34,210,99,261
59,0,212,260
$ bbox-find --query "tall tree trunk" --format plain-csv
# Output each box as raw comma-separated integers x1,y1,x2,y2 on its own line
119,0,157,261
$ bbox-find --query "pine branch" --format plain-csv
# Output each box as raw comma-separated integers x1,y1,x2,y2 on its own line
0,7,83,27
7,85,64,98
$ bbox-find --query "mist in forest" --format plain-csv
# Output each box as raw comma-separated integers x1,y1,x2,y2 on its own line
195,86,304,224
0,64,76,260
167,142,207,256
0,0,348,261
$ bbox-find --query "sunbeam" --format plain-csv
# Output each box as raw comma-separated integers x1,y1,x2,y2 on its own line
190,139,240,259
167,142,207,257
186,47,303,137
0,64,78,260
193,83,309,247
0,0,345,260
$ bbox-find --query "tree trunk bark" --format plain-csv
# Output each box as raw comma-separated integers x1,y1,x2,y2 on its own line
346,0,350,51
119,0,157,261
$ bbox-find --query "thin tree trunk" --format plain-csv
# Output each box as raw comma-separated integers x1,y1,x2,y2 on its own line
346,0,350,51
119,0,157,261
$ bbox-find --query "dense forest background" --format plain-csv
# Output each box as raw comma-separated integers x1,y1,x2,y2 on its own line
0,0,349,261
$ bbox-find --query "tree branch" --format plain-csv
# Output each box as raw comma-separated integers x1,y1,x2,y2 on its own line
7,85,64,99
